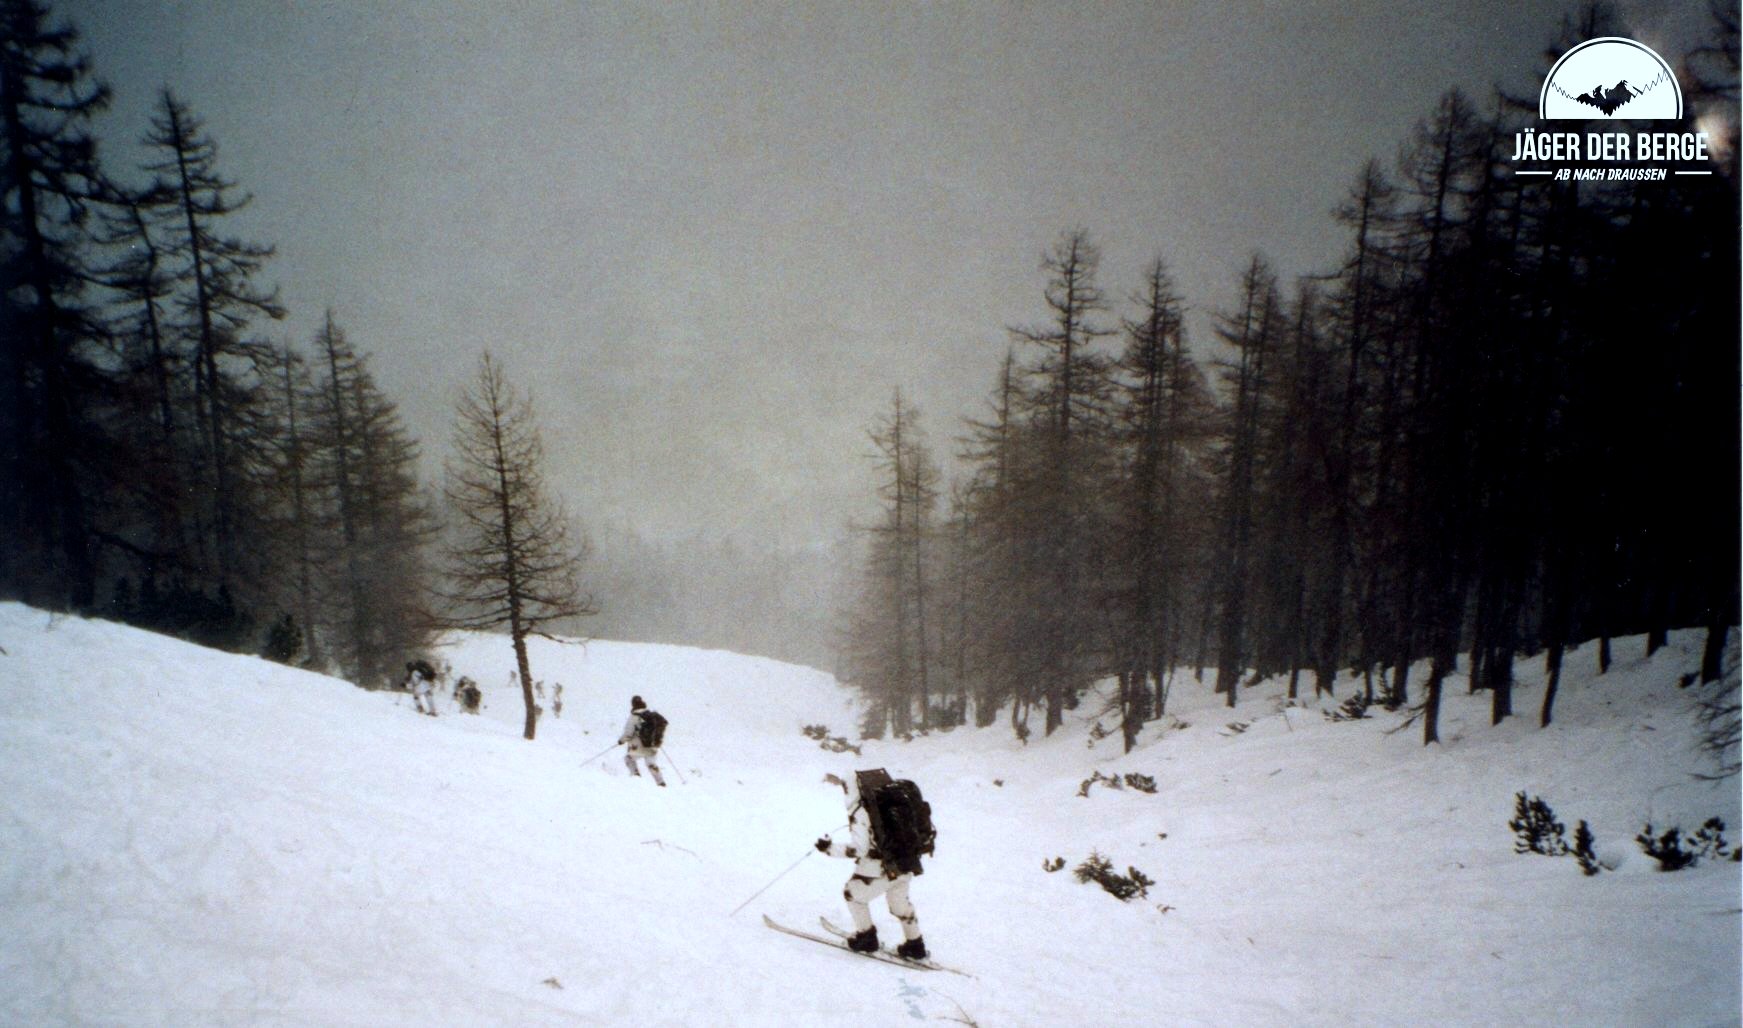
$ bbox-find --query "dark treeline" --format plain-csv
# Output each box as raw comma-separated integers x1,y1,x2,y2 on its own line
843,5,1740,747
1,1,437,685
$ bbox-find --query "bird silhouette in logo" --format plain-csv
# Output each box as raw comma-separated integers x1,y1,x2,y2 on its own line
1574,80,1639,115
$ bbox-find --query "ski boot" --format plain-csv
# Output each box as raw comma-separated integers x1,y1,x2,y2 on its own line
847,927,879,953
896,937,927,961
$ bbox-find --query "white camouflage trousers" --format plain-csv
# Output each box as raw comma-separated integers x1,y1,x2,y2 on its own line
624,750,665,786
844,871,921,940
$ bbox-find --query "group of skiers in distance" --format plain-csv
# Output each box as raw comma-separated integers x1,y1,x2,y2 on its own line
611,697,939,961
398,680,941,962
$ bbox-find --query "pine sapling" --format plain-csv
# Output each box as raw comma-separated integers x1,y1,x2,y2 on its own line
1692,818,1733,861
1572,821,1602,876
1077,770,1122,797
1636,823,1697,871
1325,692,1372,722
1510,792,1569,856
1634,819,1733,871
1072,851,1153,901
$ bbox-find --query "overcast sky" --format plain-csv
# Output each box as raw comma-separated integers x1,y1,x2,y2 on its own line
65,1,1715,550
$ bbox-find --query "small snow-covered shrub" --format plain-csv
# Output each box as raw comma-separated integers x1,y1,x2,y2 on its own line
1375,676,1406,711
1042,856,1065,873
1636,818,1734,871
1572,821,1602,876
261,613,303,665
1123,773,1157,794
1079,771,1157,797
802,724,862,755
1077,771,1122,797
1073,852,1153,901
1697,819,1733,860
1325,692,1372,722
1510,792,1569,856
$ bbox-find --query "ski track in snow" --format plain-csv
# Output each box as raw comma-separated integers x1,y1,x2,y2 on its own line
0,602,1737,1026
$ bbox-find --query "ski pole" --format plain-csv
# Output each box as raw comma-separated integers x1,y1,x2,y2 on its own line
728,822,849,918
581,740,624,766
657,743,688,785
730,848,815,917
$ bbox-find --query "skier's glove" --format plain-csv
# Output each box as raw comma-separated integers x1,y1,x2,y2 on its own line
815,836,831,853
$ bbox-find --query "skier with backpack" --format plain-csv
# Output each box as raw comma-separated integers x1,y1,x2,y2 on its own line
815,769,934,960
617,695,667,787
403,660,439,716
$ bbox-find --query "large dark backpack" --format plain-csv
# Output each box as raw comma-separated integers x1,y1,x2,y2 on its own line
637,710,668,748
856,768,936,876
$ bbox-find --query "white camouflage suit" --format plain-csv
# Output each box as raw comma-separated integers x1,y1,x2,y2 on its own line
404,664,437,716
820,776,921,943
618,709,665,786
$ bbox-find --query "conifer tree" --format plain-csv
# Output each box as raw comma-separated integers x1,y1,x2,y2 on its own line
1209,254,1282,708
93,187,193,585
843,389,939,736
1108,257,1210,742
1322,160,1397,702
257,345,320,665
141,89,284,591
1007,229,1116,735
307,313,434,687
958,349,1035,733
0,0,110,609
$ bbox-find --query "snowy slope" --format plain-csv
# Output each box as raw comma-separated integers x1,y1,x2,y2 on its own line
1,601,1737,1026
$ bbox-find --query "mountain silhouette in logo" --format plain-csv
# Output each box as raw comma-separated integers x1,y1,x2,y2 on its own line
1574,80,1639,115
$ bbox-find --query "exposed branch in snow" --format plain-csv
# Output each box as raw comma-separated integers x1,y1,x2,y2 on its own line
934,992,982,1027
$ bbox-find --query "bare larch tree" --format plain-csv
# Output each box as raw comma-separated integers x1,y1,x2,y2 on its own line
438,352,594,740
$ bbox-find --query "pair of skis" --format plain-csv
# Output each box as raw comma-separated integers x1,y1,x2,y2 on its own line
762,914,971,977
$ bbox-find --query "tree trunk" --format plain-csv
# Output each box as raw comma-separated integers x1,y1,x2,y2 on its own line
1422,663,1444,745
1119,670,1138,753
513,629,537,740
1702,622,1729,685
1541,641,1564,728
1489,647,1512,725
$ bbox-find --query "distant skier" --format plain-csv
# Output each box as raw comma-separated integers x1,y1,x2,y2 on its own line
816,769,934,960
618,695,668,787
453,675,481,714
404,660,438,716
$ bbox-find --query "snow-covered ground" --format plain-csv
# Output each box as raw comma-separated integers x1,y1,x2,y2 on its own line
1,600,1737,1026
